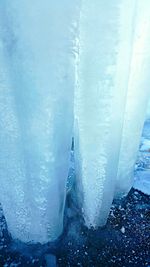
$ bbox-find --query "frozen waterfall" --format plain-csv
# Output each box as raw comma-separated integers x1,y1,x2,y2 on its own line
0,1,150,244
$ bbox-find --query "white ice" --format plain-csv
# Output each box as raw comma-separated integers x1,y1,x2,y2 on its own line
0,0,150,243
75,0,150,228
74,0,137,227
116,0,150,197
0,0,80,243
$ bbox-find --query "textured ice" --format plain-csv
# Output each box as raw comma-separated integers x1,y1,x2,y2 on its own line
146,101,150,119
140,139,150,152
0,0,150,244
134,119,150,195
134,171,150,195
0,0,80,243
74,0,137,227
116,0,150,197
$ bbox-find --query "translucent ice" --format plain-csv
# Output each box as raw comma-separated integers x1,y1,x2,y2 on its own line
74,0,137,227
134,171,150,195
0,0,80,243
0,0,150,242
116,0,150,197
146,101,150,119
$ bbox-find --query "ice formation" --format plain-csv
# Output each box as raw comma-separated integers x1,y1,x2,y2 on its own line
75,0,140,227
146,101,150,119
134,119,150,195
134,170,150,195
75,0,150,227
116,1,150,197
0,0,150,244
0,0,80,243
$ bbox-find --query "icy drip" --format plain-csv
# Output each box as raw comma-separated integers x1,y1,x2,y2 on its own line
74,0,136,227
0,0,80,243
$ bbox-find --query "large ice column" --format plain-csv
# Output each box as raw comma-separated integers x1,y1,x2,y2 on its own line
0,1,80,243
75,0,136,227
115,0,150,197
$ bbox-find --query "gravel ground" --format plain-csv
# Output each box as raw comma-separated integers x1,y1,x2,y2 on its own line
0,187,149,267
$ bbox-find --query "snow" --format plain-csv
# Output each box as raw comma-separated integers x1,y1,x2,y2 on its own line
120,226,125,234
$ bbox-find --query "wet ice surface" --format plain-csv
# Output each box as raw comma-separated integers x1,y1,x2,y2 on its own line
0,121,150,267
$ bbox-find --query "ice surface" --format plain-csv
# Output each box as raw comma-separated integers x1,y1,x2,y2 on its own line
134,171,150,195
140,139,150,152
116,1,150,197
0,0,80,243
0,0,150,243
134,119,150,195
146,101,150,119
74,0,137,227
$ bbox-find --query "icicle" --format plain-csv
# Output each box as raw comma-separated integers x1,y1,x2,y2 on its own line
0,0,80,243
75,0,136,227
116,0,150,197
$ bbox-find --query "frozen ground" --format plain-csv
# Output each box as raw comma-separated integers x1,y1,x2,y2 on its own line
0,120,150,267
